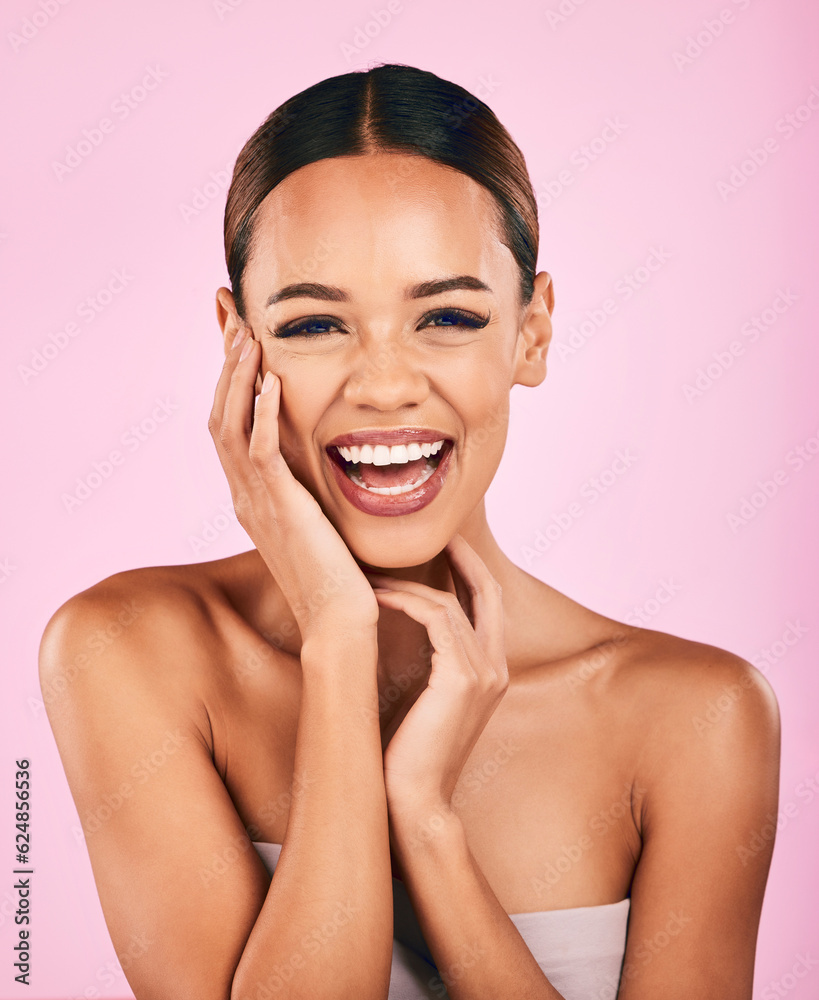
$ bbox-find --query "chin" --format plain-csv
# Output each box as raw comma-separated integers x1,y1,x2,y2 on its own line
341,523,453,572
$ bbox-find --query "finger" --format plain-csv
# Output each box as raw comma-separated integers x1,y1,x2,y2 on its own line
443,535,506,669
248,370,291,483
445,549,475,628
364,572,471,633
221,335,261,447
246,371,326,530
371,589,476,679
209,335,274,518
363,572,461,601
209,326,252,435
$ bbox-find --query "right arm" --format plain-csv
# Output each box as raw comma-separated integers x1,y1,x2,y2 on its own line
39,588,393,1000
234,626,393,998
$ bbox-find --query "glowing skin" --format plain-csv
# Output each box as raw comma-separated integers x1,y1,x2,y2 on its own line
39,150,780,1000
216,153,553,578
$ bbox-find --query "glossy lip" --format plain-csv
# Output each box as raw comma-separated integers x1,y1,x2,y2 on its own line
326,427,454,449
326,439,454,517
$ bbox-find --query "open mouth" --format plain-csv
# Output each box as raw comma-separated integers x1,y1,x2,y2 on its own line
326,439,454,496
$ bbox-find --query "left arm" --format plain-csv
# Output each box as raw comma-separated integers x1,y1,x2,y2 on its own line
365,534,566,1000
616,651,781,999
389,804,564,999
387,649,781,1000
367,538,781,998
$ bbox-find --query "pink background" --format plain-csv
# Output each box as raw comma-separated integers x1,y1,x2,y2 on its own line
2,0,817,995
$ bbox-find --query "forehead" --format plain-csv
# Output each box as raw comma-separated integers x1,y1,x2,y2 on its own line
245,153,515,296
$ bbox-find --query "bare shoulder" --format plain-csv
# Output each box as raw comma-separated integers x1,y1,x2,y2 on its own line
520,571,779,739
38,560,280,999
602,624,782,851
38,561,232,744
611,625,780,747
595,627,783,994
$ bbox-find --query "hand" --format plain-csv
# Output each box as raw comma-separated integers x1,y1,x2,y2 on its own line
209,329,380,643
365,534,509,817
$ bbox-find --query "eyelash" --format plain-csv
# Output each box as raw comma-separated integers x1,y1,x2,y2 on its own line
271,308,491,340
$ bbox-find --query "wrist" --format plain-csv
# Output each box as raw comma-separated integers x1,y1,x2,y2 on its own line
388,798,460,856
301,625,378,660
299,628,379,696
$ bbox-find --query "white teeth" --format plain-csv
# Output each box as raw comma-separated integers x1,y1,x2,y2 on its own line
348,459,439,495
338,437,452,496
334,439,446,465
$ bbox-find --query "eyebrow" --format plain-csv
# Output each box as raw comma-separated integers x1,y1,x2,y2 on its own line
265,275,492,309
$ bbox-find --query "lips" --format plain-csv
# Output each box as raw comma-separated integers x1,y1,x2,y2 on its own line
325,435,455,517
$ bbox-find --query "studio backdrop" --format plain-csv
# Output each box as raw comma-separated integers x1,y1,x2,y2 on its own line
1,0,817,996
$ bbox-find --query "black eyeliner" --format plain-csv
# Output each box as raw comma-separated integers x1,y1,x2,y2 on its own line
271,307,491,340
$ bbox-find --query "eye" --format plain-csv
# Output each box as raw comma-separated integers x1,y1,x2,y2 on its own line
271,315,343,339
270,307,491,340
419,308,491,331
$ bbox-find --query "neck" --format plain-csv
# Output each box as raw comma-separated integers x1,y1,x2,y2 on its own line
354,501,519,737
246,500,522,737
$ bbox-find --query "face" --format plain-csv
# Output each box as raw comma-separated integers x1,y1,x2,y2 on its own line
217,152,552,568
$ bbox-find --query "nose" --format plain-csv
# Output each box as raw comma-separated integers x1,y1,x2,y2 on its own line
343,338,430,410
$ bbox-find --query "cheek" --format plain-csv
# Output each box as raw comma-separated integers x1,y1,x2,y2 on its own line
444,356,510,425
271,374,321,468
446,376,511,472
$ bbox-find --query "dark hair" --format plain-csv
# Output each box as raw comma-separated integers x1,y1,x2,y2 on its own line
224,62,539,320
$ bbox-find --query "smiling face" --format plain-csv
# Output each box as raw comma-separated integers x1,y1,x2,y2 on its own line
218,152,552,568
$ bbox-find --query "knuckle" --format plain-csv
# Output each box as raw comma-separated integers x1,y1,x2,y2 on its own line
441,592,461,612
435,603,455,626
479,672,498,695
231,489,252,521
448,669,472,694
218,425,238,453
247,439,266,466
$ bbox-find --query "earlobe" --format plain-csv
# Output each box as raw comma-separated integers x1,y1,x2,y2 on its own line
512,271,554,388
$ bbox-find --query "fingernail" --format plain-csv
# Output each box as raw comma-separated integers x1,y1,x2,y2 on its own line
260,371,276,394
239,338,254,362
231,327,249,350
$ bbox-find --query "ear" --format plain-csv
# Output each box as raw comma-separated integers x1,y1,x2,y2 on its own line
511,271,554,388
216,286,245,353
216,287,263,394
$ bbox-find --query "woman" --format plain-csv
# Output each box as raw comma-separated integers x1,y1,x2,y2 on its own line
40,63,780,1000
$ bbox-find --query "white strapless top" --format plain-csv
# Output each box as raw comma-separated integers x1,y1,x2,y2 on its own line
252,841,629,1000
